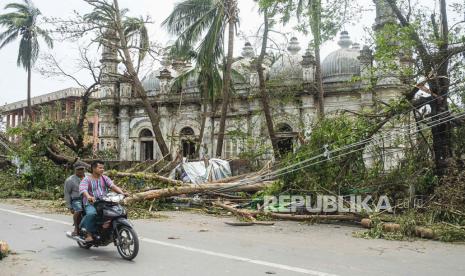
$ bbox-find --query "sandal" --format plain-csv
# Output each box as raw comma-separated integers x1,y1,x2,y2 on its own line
84,235,94,242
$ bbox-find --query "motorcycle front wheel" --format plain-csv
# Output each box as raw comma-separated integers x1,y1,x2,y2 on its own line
116,225,139,260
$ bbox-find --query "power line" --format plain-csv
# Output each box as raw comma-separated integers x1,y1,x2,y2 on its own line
259,112,465,182
254,87,462,180
215,111,465,192
232,110,454,186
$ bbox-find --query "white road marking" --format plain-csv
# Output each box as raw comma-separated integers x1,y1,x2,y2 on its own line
0,206,338,276
140,237,338,276
0,207,71,226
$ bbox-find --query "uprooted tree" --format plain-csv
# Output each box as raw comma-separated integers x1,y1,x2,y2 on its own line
49,0,171,161
36,47,102,161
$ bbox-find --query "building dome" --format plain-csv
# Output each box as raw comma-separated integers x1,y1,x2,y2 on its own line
269,37,303,81
321,31,361,84
141,56,179,93
141,70,161,92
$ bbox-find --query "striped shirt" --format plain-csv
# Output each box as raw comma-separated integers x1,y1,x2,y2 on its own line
79,175,114,205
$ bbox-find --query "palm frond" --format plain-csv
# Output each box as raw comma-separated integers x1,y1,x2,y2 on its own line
83,0,116,26
170,66,199,92
17,35,31,68
163,0,241,104
170,7,219,57
196,5,225,66
4,2,31,15
231,68,246,83
0,12,27,26
123,16,149,61
0,26,18,43
35,27,53,48
162,0,216,34
0,29,18,49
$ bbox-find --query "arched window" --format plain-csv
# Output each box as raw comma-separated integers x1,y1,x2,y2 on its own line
277,123,293,133
139,128,154,161
180,127,195,136
180,127,196,159
140,128,154,137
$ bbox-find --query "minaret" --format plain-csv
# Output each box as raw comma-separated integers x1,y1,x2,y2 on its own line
301,45,316,83
157,55,173,94
359,46,374,111
368,0,407,172
373,0,397,31
373,0,401,86
98,29,120,153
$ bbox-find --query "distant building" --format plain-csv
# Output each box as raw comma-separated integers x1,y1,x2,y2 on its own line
1,88,99,151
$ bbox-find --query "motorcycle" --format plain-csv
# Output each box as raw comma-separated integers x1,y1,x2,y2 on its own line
66,193,139,260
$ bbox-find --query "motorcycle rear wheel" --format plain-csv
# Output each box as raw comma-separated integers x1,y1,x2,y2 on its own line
116,226,139,260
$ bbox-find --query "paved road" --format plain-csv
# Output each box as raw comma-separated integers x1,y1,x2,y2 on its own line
1,201,465,276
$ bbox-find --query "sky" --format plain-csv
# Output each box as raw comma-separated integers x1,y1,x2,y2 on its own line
0,0,379,105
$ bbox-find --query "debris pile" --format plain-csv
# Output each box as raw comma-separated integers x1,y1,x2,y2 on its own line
107,158,465,241
0,240,10,260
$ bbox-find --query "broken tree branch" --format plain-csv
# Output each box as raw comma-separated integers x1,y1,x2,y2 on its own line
268,213,359,222
212,201,257,221
106,171,187,186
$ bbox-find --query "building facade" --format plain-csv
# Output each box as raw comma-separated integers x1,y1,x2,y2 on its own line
1,87,100,149
1,0,408,169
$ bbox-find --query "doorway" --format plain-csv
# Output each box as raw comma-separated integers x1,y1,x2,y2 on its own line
276,123,294,156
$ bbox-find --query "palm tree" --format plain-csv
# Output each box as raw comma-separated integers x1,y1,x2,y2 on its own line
0,0,53,120
163,0,239,158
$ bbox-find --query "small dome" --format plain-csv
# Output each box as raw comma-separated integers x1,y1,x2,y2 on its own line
241,42,255,58
269,37,303,81
321,31,361,84
232,42,256,84
141,71,160,92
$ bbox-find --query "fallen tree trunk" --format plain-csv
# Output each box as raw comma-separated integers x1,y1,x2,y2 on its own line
360,218,435,239
106,171,187,186
124,181,273,204
212,201,361,223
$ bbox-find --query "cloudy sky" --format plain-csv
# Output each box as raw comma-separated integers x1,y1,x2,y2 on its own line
0,0,379,105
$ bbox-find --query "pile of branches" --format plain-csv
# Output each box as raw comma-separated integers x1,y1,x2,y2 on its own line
111,170,272,205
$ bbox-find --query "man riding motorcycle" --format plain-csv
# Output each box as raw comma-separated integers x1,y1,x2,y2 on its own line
79,160,128,242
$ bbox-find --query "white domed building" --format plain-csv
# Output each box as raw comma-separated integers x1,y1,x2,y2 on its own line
87,2,407,165
91,29,404,164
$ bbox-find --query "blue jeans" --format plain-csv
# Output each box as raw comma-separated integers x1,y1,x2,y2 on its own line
80,204,97,233
71,199,83,212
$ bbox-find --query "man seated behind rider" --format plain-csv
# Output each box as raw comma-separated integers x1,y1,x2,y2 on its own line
79,160,128,242
64,161,88,236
